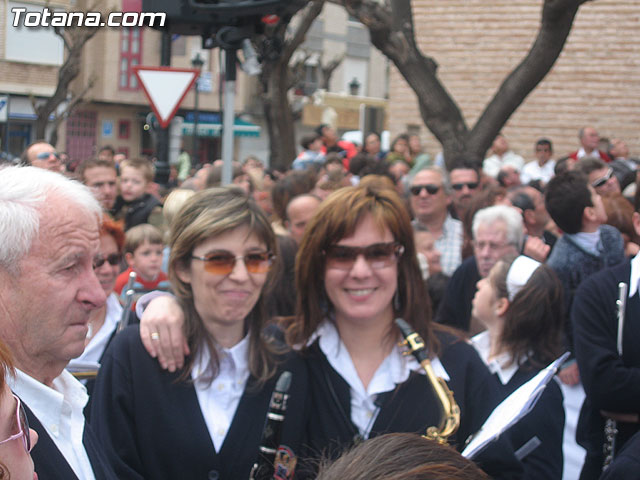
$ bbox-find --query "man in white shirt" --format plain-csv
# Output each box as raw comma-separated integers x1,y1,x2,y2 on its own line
520,138,556,186
483,133,525,179
0,166,116,479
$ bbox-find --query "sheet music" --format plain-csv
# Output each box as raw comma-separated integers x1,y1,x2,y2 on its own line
462,352,570,459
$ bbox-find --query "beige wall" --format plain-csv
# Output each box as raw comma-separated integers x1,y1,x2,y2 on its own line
388,0,640,162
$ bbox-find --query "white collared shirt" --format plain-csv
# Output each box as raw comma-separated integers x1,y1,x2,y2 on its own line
10,369,96,480
471,331,519,385
627,251,640,298
314,321,449,439
72,293,122,365
191,335,250,452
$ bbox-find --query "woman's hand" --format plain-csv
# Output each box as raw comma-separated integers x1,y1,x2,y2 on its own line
140,296,189,372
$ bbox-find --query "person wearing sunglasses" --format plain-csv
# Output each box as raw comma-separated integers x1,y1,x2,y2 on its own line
576,157,622,197
0,338,39,480
409,167,463,276
67,217,125,397
448,166,481,220
90,187,308,480
20,140,64,174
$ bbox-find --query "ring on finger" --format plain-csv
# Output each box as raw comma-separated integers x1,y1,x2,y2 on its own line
150,332,160,341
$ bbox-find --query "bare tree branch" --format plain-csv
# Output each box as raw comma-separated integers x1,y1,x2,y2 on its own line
320,53,345,90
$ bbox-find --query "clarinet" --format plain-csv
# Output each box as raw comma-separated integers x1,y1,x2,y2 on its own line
602,282,628,469
249,371,292,480
117,271,137,333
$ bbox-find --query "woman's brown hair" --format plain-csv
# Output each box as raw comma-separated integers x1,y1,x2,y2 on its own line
490,255,564,368
168,187,282,387
288,183,437,354
315,433,488,480
100,215,125,253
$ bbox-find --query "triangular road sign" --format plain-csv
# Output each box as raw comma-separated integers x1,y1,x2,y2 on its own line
133,66,199,129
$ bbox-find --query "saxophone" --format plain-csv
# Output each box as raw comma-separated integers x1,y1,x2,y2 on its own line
395,318,460,444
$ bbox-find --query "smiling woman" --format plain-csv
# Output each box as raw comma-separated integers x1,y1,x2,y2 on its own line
90,187,308,480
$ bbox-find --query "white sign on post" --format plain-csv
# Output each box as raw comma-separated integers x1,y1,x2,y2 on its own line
0,96,8,122
133,67,198,129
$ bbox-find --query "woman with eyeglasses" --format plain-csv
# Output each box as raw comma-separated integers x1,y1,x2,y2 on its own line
90,187,308,480
470,254,565,479
68,217,125,371
0,339,38,480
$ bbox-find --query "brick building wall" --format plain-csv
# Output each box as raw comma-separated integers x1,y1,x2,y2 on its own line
388,0,640,163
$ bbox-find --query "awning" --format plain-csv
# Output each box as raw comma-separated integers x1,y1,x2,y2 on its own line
182,116,260,138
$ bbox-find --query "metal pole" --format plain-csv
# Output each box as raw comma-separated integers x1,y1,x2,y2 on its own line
154,30,171,186
221,48,236,186
193,77,199,169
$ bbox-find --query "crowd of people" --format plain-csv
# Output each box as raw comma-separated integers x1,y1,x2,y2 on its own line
0,123,639,480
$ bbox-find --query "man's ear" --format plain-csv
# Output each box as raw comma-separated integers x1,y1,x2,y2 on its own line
523,208,535,226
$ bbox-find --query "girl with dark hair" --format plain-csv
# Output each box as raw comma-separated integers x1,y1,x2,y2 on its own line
471,254,565,479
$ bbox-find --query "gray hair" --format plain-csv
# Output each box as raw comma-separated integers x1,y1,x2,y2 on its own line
410,165,451,194
472,205,524,251
0,166,102,273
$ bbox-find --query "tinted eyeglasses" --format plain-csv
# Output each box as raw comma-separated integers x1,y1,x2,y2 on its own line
0,394,32,453
324,242,404,271
93,253,122,269
591,168,613,188
35,151,60,160
410,184,441,196
451,182,479,191
191,251,274,275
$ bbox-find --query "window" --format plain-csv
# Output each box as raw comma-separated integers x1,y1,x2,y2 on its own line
118,120,131,139
119,27,143,90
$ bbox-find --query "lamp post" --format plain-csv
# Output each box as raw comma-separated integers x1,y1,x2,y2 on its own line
191,52,204,168
349,77,361,96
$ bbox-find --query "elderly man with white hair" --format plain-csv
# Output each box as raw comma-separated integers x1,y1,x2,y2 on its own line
435,205,524,333
0,166,117,479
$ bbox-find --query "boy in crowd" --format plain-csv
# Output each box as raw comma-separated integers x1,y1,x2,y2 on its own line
115,224,170,306
545,171,625,385
112,158,163,231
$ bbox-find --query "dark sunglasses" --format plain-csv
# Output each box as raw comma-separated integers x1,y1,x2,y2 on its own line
0,394,32,453
410,184,441,196
93,253,122,269
591,168,613,188
35,151,60,160
451,182,479,191
191,251,274,275
324,242,404,271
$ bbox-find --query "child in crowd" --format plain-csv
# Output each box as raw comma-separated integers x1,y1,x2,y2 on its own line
292,134,325,171
115,224,170,306
111,158,163,231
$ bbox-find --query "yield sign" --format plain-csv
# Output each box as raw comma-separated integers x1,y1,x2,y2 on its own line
133,66,199,129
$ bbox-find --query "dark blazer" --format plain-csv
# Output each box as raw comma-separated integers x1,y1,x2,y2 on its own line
572,260,640,479
495,366,565,480
24,403,117,480
600,430,640,480
435,256,480,332
299,331,523,479
90,325,309,480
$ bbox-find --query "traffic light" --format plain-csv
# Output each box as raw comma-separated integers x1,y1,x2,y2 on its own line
141,0,309,38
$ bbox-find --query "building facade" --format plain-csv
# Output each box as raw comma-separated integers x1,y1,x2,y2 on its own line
388,0,640,162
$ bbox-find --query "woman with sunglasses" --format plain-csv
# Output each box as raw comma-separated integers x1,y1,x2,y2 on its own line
90,187,308,480
67,217,125,396
138,183,522,478
470,255,565,479
0,339,38,480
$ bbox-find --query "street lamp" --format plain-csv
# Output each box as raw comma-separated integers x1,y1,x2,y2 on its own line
349,77,361,96
191,52,205,168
